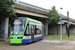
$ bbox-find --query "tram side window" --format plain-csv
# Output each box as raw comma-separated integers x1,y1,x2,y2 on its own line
31,25,35,34
35,25,41,35
42,26,44,35
29,24,31,35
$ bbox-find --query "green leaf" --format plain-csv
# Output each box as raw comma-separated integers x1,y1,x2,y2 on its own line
47,6,60,26
0,0,17,18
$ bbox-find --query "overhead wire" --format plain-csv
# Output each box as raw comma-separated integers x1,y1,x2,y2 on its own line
31,0,44,6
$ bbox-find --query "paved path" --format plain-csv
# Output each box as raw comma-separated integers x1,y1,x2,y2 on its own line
41,40,75,44
41,36,75,44
0,36,75,50
70,36,75,39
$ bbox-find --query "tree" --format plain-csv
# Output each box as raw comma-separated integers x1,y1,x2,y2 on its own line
47,6,60,26
0,0,17,18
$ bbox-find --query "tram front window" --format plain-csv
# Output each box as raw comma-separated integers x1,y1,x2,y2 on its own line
11,20,23,35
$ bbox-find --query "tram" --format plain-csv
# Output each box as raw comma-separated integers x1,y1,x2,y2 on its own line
10,17,44,44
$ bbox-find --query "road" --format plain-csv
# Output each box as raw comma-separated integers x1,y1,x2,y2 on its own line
0,37,75,50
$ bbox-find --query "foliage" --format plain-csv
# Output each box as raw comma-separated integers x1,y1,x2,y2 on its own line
0,39,5,42
69,33,75,36
65,33,75,36
48,35,74,40
0,0,17,18
47,6,60,25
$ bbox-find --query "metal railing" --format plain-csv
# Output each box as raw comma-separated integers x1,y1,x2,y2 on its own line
18,1,49,12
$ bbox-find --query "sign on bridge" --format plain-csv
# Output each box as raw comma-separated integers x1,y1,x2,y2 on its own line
58,21,64,24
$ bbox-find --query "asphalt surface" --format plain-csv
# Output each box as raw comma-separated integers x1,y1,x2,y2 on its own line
0,37,75,50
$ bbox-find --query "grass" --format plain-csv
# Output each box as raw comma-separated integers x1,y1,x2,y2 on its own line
0,39,5,42
66,33,75,36
48,35,74,40
0,39,9,44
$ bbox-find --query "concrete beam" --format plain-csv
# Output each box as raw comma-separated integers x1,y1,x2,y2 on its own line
14,4,48,15
15,9,48,18
63,20,75,25
69,25,75,33
45,22,48,36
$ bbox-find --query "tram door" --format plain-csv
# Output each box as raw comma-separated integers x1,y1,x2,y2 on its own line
31,25,35,42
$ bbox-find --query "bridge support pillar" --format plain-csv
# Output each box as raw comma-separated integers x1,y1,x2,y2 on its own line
4,17,9,38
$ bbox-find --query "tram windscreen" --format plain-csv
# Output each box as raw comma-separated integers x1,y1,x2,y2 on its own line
11,20,24,35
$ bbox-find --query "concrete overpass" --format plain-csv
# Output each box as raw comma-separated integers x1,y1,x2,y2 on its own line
0,1,75,38
0,1,48,38
48,14,75,35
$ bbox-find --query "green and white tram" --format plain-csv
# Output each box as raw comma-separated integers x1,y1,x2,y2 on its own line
10,17,44,44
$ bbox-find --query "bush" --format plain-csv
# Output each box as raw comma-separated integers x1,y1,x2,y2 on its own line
0,39,5,42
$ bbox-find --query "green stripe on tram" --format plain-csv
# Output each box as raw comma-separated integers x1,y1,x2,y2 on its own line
28,18,42,24
10,35,23,37
23,18,29,36
10,39,22,43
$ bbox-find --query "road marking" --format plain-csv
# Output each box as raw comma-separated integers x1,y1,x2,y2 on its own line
41,40,75,44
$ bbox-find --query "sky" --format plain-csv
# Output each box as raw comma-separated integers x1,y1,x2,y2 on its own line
19,0,75,19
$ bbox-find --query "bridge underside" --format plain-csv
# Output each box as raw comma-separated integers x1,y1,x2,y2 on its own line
48,22,75,35
0,13,48,38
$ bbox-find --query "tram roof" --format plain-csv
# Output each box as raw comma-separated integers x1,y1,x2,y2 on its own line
11,17,42,24
27,18,42,24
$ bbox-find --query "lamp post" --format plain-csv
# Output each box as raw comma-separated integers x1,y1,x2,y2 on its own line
60,7,63,43
67,11,69,37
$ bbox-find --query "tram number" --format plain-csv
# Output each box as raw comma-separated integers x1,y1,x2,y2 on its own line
13,37,17,39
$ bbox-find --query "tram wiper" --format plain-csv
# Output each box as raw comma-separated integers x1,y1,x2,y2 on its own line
12,34,14,35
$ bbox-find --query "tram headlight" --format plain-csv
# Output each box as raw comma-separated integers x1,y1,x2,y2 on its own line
10,37,13,39
16,33,18,35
